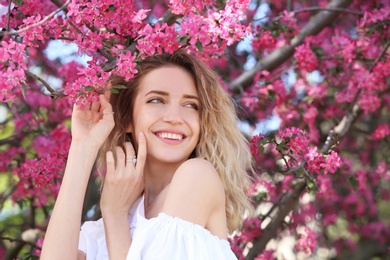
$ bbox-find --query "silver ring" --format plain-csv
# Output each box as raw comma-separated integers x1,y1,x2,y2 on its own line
132,156,137,166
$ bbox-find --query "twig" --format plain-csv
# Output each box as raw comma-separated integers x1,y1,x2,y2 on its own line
6,0,12,31
261,193,286,221
284,161,306,174
287,0,293,12
303,167,320,191
67,20,83,34
0,0,71,36
50,36,75,41
50,0,66,9
25,71,55,93
24,70,66,99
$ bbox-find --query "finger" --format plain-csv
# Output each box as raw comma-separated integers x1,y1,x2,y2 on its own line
103,90,111,101
99,95,114,118
124,142,136,167
91,99,101,112
106,151,115,177
87,102,93,110
115,146,126,174
135,132,147,172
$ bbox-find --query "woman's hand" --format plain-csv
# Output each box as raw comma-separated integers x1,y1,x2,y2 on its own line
100,133,147,217
71,94,115,147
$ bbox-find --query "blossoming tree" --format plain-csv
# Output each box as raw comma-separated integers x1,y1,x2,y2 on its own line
0,0,389,259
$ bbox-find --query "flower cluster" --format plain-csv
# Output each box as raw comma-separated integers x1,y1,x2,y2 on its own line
294,227,317,254
372,124,390,140
252,30,278,51
0,39,27,102
294,42,318,72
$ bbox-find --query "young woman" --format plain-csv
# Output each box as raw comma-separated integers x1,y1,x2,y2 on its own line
41,51,252,259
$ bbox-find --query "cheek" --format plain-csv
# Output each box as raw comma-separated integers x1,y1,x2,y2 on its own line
190,114,201,137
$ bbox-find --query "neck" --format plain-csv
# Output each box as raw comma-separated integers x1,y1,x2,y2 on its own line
143,158,181,205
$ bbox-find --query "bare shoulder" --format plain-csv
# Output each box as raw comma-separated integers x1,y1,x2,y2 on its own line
162,158,225,227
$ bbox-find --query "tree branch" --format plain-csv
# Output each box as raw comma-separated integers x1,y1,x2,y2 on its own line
294,7,363,16
0,0,70,36
229,0,354,93
245,181,306,260
245,23,389,259
24,71,65,100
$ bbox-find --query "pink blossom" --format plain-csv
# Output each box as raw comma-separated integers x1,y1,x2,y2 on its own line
359,94,381,113
241,217,262,243
250,134,265,160
32,135,55,157
277,127,310,159
295,227,317,254
252,30,277,51
33,238,44,257
255,250,275,260
294,42,318,72
169,0,213,15
305,147,324,174
372,124,390,140
116,51,138,81
306,84,327,99
320,151,341,174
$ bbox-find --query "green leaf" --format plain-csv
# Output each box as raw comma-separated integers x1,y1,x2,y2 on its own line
179,36,188,44
276,142,285,152
112,85,127,89
21,85,29,100
347,176,358,190
195,41,203,52
84,86,94,92
259,145,264,156
15,0,23,6
109,88,119,94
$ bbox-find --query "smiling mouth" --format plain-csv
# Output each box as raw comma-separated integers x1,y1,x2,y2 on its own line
156,132,185,140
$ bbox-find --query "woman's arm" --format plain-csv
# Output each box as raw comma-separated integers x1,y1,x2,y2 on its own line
100,136,147,260
41,95,115,260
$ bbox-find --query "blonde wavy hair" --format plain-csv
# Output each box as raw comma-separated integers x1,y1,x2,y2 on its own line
98,51,252,233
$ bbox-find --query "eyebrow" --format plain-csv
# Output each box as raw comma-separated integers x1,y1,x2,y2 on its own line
145,90,199,101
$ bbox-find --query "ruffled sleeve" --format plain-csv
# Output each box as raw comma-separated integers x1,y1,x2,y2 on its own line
78,219,109,260
126,213,237,260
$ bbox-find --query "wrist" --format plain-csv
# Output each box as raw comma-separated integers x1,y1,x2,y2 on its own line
102,210,129,224
70,140,101,152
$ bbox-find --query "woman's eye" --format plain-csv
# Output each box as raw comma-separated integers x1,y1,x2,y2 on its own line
147,98,163,104
186,103,199,110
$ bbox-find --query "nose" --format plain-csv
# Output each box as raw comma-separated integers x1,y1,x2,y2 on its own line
163,104,183,124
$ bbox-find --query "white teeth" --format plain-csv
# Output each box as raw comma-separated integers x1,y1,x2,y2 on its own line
158,132,183,140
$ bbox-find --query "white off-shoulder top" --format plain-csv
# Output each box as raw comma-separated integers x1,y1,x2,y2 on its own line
78,196,237,260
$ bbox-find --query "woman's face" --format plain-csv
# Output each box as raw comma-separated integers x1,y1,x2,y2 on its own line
128,66,200,165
